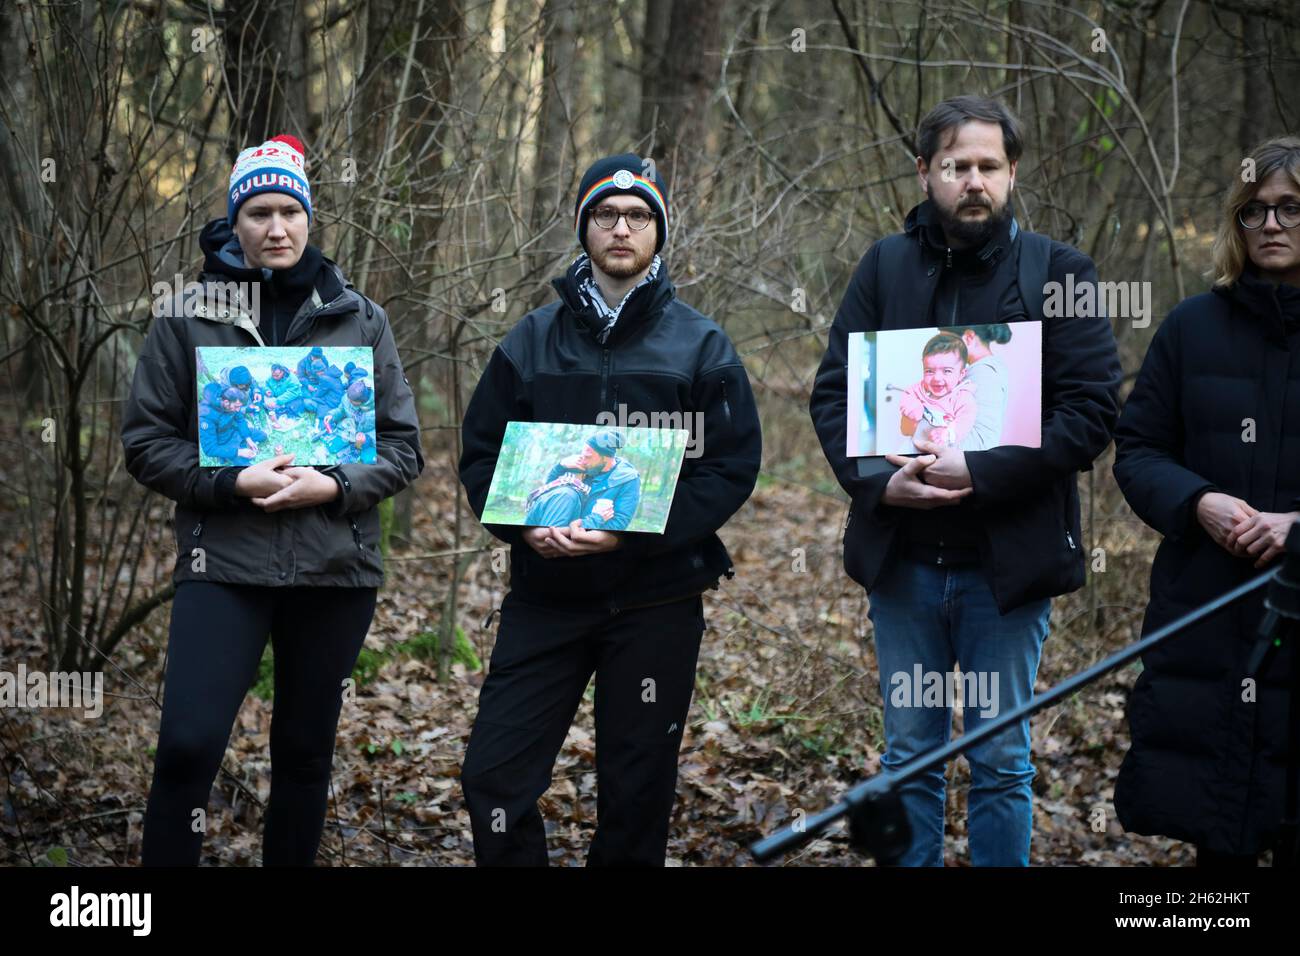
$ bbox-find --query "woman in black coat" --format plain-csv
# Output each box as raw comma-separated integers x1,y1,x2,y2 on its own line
121,135,424,864
1113,136,1300,865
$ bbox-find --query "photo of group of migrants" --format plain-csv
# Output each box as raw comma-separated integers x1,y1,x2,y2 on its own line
195,345,376,467
846,320,1042,456
481,422,690,534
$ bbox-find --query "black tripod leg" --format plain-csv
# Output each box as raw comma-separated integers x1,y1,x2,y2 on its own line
1278,620,1300,866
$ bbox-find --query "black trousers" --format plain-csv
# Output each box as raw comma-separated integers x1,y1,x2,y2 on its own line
460,590,706,866
141,581,376,866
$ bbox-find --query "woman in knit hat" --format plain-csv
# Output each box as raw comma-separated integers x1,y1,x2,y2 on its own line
122,134,424,865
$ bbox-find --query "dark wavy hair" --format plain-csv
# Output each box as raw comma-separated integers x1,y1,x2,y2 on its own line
961,323,1012,346
917,95,1024,166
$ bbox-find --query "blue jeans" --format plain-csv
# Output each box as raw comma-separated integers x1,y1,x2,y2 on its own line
866,558,1050,866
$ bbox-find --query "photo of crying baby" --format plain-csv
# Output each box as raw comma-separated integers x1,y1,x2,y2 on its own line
845,321,1042,457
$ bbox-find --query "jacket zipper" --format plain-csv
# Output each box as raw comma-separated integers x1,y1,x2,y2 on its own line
190,515,206,564
720,377,733,425
599,347,611,409
286,292,348,345
1063,485,1077,550
349,516,364,551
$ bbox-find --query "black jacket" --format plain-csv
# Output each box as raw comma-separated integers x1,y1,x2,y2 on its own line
459,258,762,610
1112,269,1300,855
121,218,425,587
809,201,1122,612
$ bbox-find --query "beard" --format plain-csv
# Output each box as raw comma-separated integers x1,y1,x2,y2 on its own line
932,192,1012,248
591,241,655,278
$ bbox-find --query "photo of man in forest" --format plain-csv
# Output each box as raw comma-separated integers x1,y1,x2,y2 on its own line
522,429,642,531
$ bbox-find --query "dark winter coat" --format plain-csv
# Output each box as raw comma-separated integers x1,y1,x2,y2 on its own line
121,217,424,587
809,200,1122,612
1112,267,1300,854
458,257,763,610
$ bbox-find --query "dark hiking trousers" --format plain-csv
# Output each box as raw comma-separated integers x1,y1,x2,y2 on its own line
460,590,706,866
141,581,376,866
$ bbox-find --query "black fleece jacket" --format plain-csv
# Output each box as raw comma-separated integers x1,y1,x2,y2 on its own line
459,258,762,610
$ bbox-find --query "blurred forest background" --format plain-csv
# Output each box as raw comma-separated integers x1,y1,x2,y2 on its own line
3,0,1299,866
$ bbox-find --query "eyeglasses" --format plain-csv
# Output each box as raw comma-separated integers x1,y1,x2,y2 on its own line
1238,201,1300,230
591,206,654,231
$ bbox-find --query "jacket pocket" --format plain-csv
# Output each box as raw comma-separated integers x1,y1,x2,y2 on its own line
1059,478,1085,590
1063,481,1077,553
170,507,207,578
305,506,365,575
180,507,205,553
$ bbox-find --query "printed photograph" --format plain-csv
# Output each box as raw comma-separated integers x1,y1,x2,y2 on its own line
195,345,375,466
481,422,689,533
847,321,1042,456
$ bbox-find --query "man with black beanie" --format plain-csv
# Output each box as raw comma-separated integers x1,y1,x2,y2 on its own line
458,153,762,865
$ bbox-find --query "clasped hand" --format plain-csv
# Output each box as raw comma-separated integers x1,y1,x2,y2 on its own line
881,437,973,509
523,521,622,557
1199,492,1297,568
233,453,341,512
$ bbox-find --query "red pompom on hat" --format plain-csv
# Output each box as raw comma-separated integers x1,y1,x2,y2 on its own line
268,134,306,156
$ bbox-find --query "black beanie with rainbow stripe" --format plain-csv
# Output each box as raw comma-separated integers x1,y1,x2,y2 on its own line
573,153,669,254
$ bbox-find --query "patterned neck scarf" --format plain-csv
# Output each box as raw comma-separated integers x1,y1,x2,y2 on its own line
572,253,662,343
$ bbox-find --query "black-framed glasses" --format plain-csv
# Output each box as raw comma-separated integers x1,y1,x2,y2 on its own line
591,205,653,230
1238,201,1300,230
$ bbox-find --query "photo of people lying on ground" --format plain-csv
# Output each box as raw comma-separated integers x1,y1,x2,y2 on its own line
845,321,1042,456
481,422,690,533
195,345,375,466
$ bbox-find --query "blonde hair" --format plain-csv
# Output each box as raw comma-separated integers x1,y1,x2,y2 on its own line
1212,136,1300,287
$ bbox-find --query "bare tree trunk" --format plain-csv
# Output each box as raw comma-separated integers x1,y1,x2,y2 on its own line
223,0,304,150
637,0,673,149
529,0,579,298
0,0,52,408
398,0,465,545
637,0,722,171
1238,12,1266,154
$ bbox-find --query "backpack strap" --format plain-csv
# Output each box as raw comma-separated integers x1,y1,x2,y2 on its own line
871,232,913,320
1015,227,1053,322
